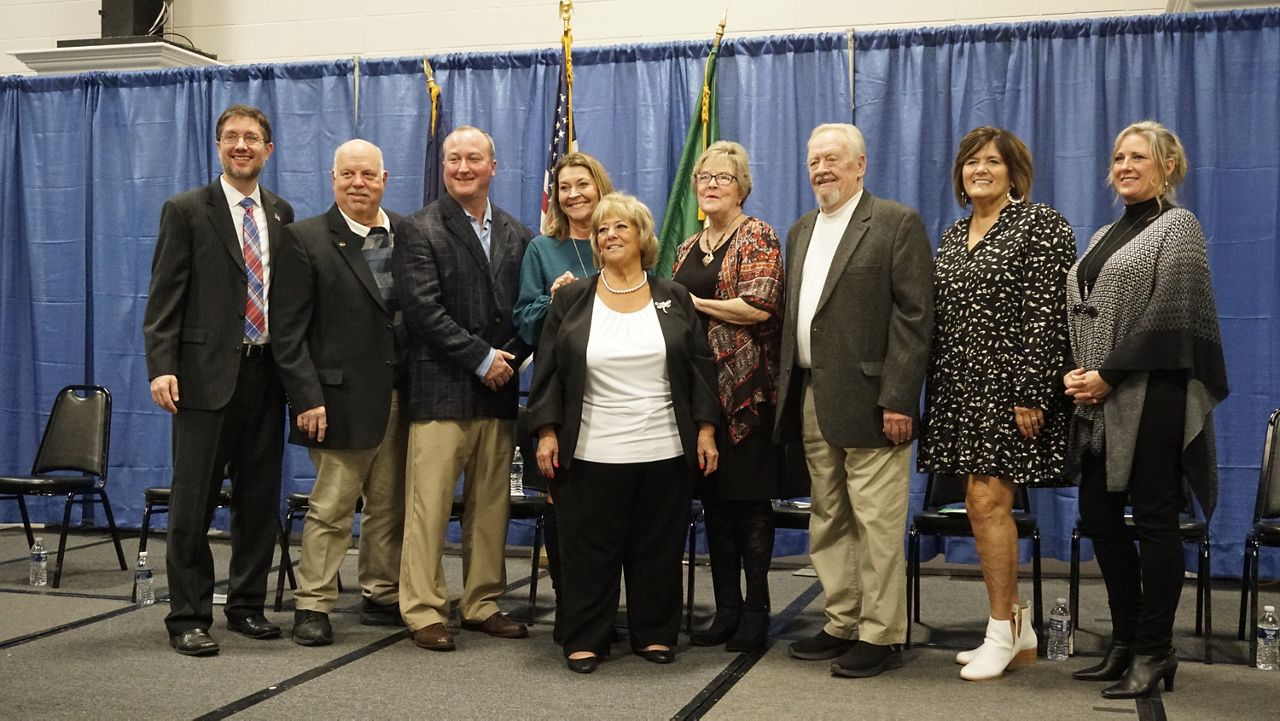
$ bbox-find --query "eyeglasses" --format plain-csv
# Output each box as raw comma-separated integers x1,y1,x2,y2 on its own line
1071,303,1099,318
693,172,737,186
219,133,265,147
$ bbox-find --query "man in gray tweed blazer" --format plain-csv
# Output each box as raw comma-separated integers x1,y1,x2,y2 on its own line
774,123,934,678
391,126,534,651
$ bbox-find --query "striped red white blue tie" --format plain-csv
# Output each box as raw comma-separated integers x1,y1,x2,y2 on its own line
239,197,266,342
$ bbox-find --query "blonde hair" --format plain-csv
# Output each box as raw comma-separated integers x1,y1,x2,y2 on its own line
1107,120,1188,204
543,152,614,238
589,193,659,271
693,140,754,201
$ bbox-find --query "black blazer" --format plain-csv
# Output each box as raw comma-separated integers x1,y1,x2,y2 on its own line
143,179,294,411
270,204,406,449
393,194,534,421
525,275,720,469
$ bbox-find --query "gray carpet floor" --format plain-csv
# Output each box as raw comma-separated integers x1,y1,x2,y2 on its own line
1,526,1276,720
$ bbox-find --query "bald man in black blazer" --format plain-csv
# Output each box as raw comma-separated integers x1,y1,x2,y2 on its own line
143,105,294,657
270,139,409,646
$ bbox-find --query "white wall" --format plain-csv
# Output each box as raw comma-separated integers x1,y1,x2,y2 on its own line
2,0,1170,77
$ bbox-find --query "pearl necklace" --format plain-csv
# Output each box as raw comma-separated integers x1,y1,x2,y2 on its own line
600,269,647,294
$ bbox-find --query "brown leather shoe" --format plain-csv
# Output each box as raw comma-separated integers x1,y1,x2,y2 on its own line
461,611,529,639
411,623,455,651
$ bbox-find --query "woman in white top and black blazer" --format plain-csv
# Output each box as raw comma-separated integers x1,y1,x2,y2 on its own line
527,192,720,674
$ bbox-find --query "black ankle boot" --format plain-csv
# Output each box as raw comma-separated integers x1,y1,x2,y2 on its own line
691,608,741,646
1101,651,1178,699
1072,642,1135,681
725,610,769,652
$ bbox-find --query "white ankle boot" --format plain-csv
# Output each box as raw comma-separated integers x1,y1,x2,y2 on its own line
957,603,1036,667
959,607,1037,681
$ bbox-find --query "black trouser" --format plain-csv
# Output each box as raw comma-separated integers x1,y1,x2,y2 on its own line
702,498,775,614
553,456,691,657
164,353,284,635
1078,371,1187,655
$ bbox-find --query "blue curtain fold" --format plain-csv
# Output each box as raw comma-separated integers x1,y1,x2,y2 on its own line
0,12,1277,578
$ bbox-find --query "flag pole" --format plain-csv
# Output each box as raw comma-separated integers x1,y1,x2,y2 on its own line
560,0,575,145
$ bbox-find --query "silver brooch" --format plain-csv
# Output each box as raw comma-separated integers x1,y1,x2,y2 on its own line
654,300,671,314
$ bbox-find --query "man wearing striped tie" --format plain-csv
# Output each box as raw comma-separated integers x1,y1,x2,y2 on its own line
143,104,295,657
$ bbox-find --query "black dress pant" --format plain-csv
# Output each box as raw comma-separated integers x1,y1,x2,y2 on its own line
164,352,285,635
553,456,691,657
1078,371,1187,655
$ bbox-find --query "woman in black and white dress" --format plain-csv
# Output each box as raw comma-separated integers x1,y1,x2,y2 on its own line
1064,120,1227,698
527,192,720,674
918,126,1076,681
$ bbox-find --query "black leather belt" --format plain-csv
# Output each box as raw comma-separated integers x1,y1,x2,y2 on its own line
242,343,270,358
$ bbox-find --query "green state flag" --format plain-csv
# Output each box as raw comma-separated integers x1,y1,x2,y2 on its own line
656,31,723,277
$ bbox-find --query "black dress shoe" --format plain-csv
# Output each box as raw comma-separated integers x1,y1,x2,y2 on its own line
830,641,904,678
566,655,600,674
1101,651,1177,699
635,646,675,664
788,630,857,660
170,629,219,657
690,608,741,646
1072,642,1135,681
226,613,282,640
360,597,406,627
292,610,334,647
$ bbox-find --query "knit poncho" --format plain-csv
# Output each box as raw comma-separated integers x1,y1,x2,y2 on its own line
1065,207,1229,517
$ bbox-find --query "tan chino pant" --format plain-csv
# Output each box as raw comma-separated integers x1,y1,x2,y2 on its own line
295,391,408,613
399,417,515,631
801,381,911,645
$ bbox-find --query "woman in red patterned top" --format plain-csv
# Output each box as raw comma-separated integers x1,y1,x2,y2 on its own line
673,140,802,652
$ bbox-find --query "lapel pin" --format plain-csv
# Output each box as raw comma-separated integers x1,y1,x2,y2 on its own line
274,212,281,222
654,299,671,314
339,241,347,247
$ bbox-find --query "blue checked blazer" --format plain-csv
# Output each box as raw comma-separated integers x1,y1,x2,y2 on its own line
393,193,534,421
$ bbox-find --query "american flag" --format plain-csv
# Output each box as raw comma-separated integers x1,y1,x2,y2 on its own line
539,36,577,233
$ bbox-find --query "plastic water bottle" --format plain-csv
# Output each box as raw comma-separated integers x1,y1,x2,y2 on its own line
29,537,47,587
1047,597,1071,661
509,448,524,496
135,551,156,607
1258,605,1280,671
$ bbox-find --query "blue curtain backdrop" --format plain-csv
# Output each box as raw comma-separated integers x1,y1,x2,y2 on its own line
0,10,1277,577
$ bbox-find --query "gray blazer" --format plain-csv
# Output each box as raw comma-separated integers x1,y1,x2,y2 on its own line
393,193,534,422
773,191,934,448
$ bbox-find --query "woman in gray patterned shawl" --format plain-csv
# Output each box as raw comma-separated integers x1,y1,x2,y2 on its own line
1064,121,1228,699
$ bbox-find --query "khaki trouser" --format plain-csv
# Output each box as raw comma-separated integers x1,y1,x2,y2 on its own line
802,381,910,645
295,391,407,613
399,417,514,630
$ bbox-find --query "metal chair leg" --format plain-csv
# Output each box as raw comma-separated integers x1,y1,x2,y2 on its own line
274,512,296,612
17,495,35,548
1032,530,1044,639
1202,538,1213,663
905,528,917,647
95,489,127,570
1249,543,1260,666
51,493,75,588
1069,528,1081,644
1239,541,1251,640
685,510,699,634
528,512,544,621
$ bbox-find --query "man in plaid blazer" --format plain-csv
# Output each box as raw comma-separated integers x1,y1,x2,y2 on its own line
391,126,535,651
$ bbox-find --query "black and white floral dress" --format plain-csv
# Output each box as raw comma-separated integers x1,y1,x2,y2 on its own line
917,201,1076,486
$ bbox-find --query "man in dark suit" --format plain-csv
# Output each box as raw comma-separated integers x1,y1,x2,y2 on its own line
270,139,408,646
774,123,934,678
392,125,534,651
143,104,295,656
